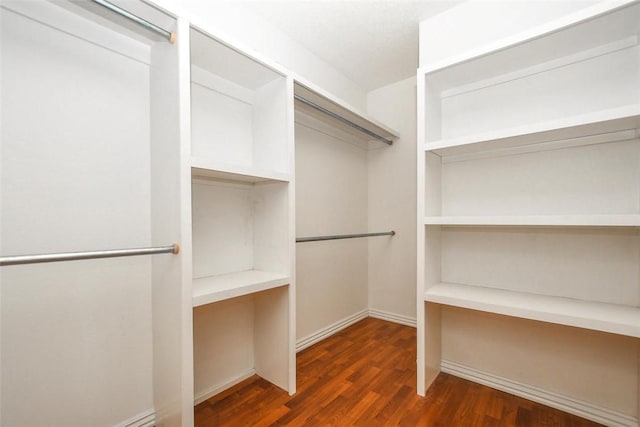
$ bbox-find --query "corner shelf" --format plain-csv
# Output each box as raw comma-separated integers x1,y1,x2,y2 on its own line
423,215,640,227
424,282,640,338
424,104,640,157
192,270,289,307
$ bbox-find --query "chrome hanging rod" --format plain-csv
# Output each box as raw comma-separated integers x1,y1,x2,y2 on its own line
91,0,176,43
294,95,393,145
296,231,395,243
0,244,180,266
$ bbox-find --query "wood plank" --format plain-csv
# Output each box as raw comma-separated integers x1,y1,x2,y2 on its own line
195,317,604,426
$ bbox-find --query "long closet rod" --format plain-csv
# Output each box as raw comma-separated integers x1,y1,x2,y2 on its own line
91,0,176,43
0,244,180,266
296,231,395,243
294,95,393,145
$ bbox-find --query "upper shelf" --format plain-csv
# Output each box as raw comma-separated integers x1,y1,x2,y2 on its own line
421,0,640,88
424,104,640,157
294,81,399,149
424,282,640,338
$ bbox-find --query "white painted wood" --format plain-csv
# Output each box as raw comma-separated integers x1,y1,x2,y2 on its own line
193,369,256,406
189,27,290,177
191,160,290,183
150,15,192,427
254,286,290,392
424,215,640,227
418,1,640,416
421,0,639,83
425,105,640,156
188,21,294,402
426,283,640,338
192,270,289,307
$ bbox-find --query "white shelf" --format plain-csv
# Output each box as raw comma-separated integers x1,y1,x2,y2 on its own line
424,282,640,338
192,270,289,307
424,214,640,227
424,105,640,157
191,157,290,183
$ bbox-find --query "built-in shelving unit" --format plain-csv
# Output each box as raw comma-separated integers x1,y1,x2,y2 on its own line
417,2,640,422
187,24,295,409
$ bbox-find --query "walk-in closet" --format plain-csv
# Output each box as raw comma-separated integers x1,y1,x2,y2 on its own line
1,1,638,426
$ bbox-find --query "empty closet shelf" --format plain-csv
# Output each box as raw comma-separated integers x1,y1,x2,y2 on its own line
424,282,640,338
423,215,640,227
192,270,289,306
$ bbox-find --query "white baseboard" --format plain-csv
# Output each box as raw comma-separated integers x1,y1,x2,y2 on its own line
296,309,368,352
114,409,155,427
368,308,416,328
441,359,638,427
194,369,257,405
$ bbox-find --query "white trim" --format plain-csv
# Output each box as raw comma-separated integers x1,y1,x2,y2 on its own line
113,409,155,427
296,309,368,352
368,309,417,328
193,369,256,405
441,360,638,427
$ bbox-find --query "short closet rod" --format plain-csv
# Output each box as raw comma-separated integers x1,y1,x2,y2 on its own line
296,231,395,243
91,0,176,43
294,95,393,145
0,244,180,266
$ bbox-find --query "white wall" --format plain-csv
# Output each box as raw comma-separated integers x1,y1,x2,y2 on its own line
366,77,417,324
295,121,369,341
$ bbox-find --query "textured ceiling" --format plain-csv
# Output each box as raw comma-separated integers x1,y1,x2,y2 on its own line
238,1,459,91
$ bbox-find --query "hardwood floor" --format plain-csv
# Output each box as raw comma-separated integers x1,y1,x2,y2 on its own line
195,317,603,426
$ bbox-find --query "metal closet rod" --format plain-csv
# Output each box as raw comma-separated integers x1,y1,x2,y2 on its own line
294,95,393,145
296,231,395,243
91,0,176,44
0,244,180,267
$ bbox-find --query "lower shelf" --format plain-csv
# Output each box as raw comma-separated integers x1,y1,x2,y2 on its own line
424,282,640,338
193,270,289,307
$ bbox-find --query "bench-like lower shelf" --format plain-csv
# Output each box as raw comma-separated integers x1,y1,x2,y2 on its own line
193,270,289,307
424,282,640,338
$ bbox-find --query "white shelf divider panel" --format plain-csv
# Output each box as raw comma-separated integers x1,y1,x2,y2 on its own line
192,270,289,307
425,104,640,157
191,157,290,183
424,214,640,227
425,282,640,338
